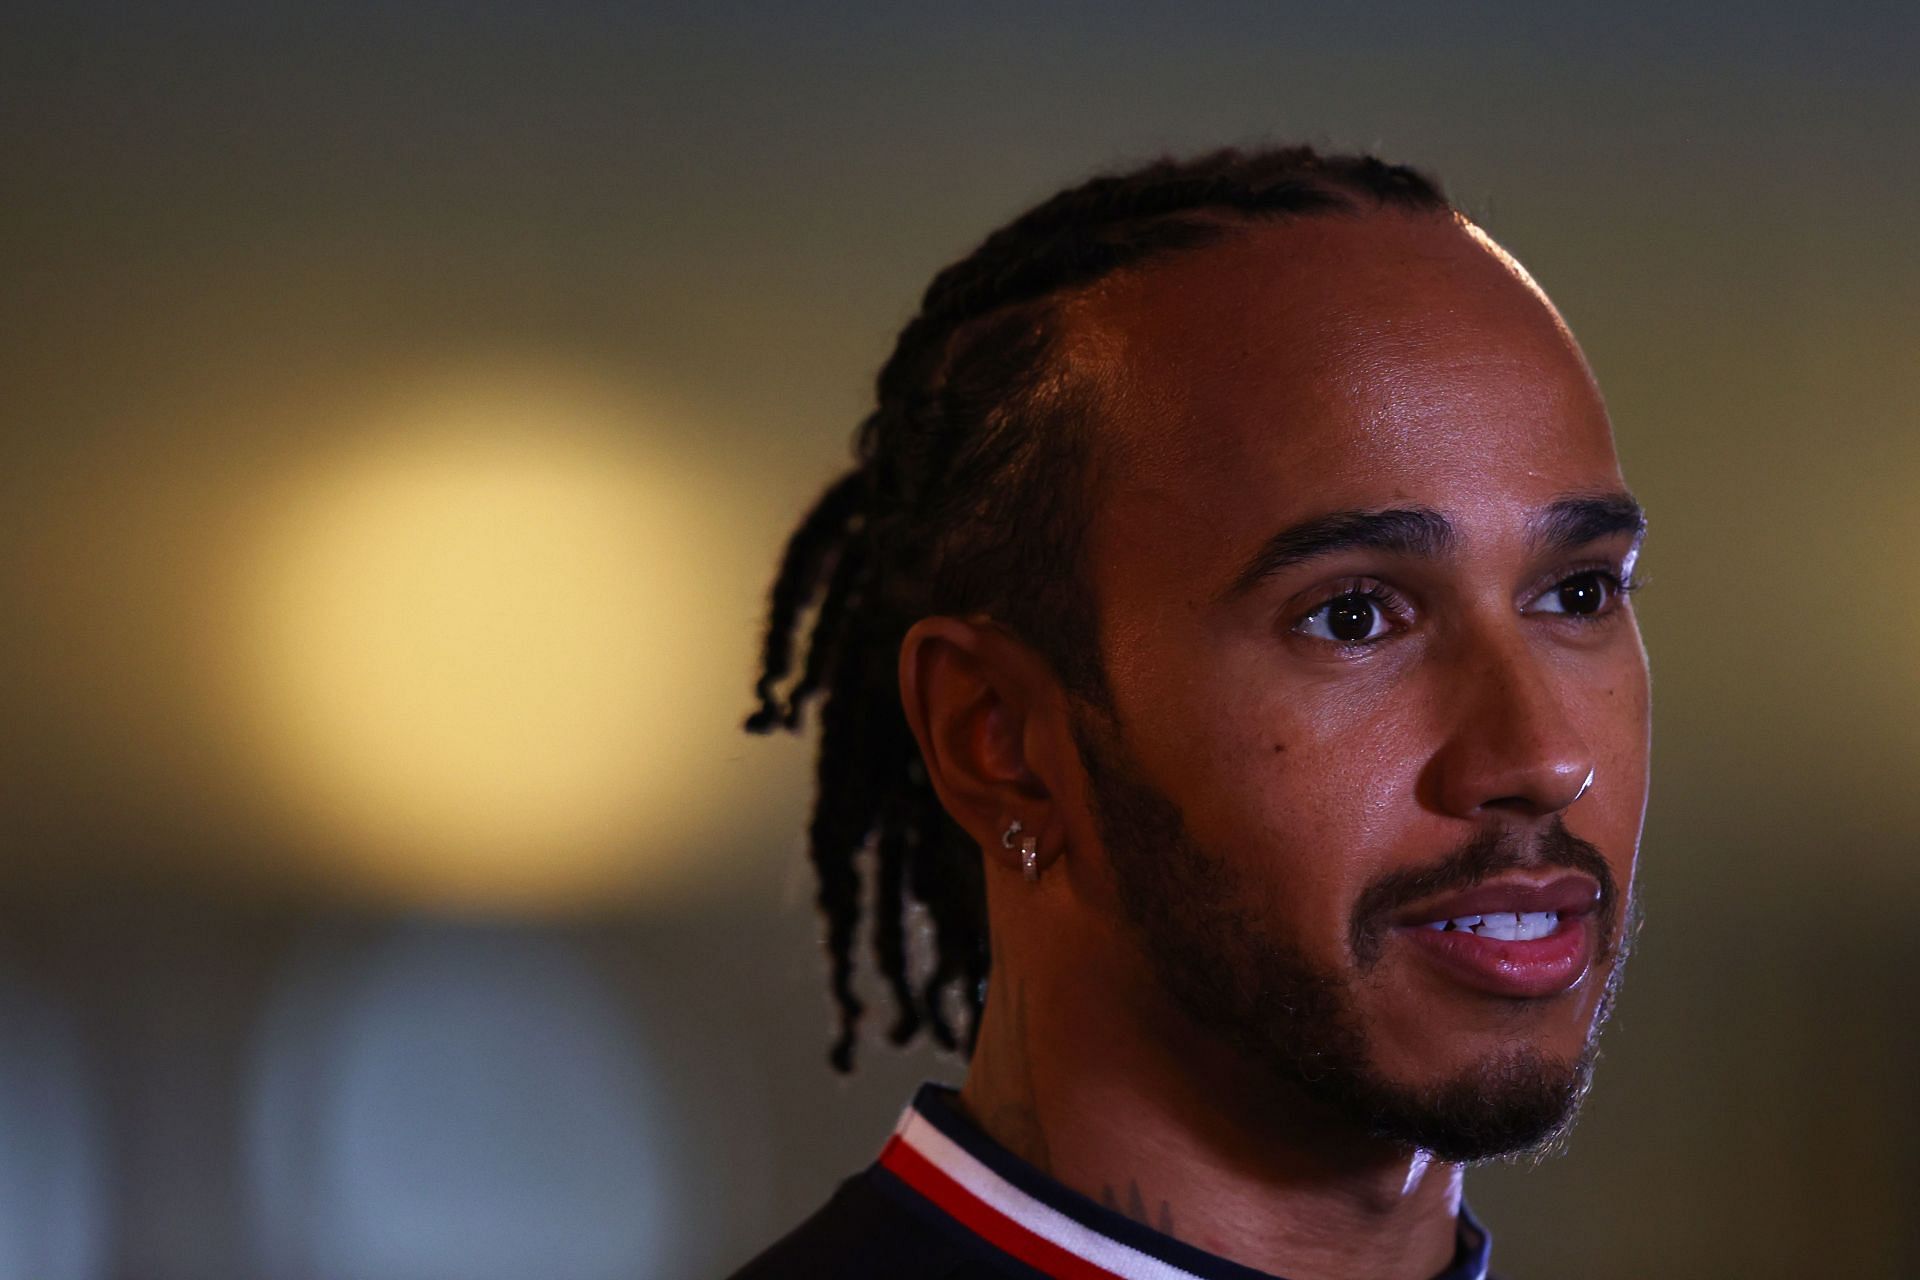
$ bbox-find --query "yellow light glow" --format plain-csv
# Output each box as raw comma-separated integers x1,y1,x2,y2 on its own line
233,372,747,911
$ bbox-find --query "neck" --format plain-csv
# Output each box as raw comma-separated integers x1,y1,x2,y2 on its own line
956,966,1464,1280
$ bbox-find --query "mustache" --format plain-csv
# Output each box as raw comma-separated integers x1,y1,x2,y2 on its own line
1348,818,1622,970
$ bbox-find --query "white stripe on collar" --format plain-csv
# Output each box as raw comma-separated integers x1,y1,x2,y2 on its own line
886,1094,1490,1280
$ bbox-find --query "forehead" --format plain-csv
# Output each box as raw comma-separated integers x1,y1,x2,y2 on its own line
1069,211,1622,559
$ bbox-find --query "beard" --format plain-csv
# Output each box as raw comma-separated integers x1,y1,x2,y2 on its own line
1068,709,1638,1165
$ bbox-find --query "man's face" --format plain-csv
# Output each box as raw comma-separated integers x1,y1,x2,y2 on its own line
1062,211,1651,1160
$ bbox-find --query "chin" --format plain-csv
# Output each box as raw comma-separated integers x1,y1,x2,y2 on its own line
1333,995,1611,1165
1360,1042,1599,1165
1228,996,1607,1166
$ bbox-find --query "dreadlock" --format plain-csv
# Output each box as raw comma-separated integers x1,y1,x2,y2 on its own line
744,145,1452,1072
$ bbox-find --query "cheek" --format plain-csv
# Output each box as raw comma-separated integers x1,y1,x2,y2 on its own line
1570,649,1653,883
1156,666,1432,941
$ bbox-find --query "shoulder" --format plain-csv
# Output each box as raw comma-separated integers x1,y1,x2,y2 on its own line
724,1168,1007,1280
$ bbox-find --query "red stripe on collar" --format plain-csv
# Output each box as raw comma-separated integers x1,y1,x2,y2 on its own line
879,1134,1127,1280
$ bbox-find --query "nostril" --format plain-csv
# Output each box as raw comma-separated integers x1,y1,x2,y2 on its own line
1483,794,1543,814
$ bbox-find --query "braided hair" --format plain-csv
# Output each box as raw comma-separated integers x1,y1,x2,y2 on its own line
744,146,1451,1071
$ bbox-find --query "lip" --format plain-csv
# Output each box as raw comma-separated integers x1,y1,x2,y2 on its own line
1397,914,1595,999
1391,873,1604,1001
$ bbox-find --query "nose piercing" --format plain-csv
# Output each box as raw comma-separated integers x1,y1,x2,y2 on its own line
1574,769,1596,803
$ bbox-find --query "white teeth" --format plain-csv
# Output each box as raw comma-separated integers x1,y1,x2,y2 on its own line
1514,911,1557,940
1477,912,1520,939
1424,910,1560,939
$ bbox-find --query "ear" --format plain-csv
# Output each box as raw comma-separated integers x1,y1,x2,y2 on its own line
897,615,1067,879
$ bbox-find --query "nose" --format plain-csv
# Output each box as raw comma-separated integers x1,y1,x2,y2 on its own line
1422,626,1596,820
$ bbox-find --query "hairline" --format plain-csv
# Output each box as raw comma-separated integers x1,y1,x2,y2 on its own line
987,201,1467,713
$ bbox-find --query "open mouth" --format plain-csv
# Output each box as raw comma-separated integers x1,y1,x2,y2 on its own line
1392,874,1603,1000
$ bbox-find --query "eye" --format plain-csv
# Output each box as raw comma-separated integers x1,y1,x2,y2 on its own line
1531,570,1623,617
1296,588,1397,645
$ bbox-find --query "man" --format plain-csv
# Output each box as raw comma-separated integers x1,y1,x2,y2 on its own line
734,146,1650,1280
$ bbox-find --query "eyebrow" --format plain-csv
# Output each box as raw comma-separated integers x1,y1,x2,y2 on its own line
1528,491,1647,556
1219,507,1454,601
1218,490,1646,602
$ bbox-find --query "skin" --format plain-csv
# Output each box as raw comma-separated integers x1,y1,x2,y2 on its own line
897,208,1651,1280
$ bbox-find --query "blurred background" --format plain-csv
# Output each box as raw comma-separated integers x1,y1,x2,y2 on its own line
2,1,1916,1276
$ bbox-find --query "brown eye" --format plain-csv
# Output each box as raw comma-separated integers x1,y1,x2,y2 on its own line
1299,591,1388,644
1328,594,1377,641
1538,571,1614,617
